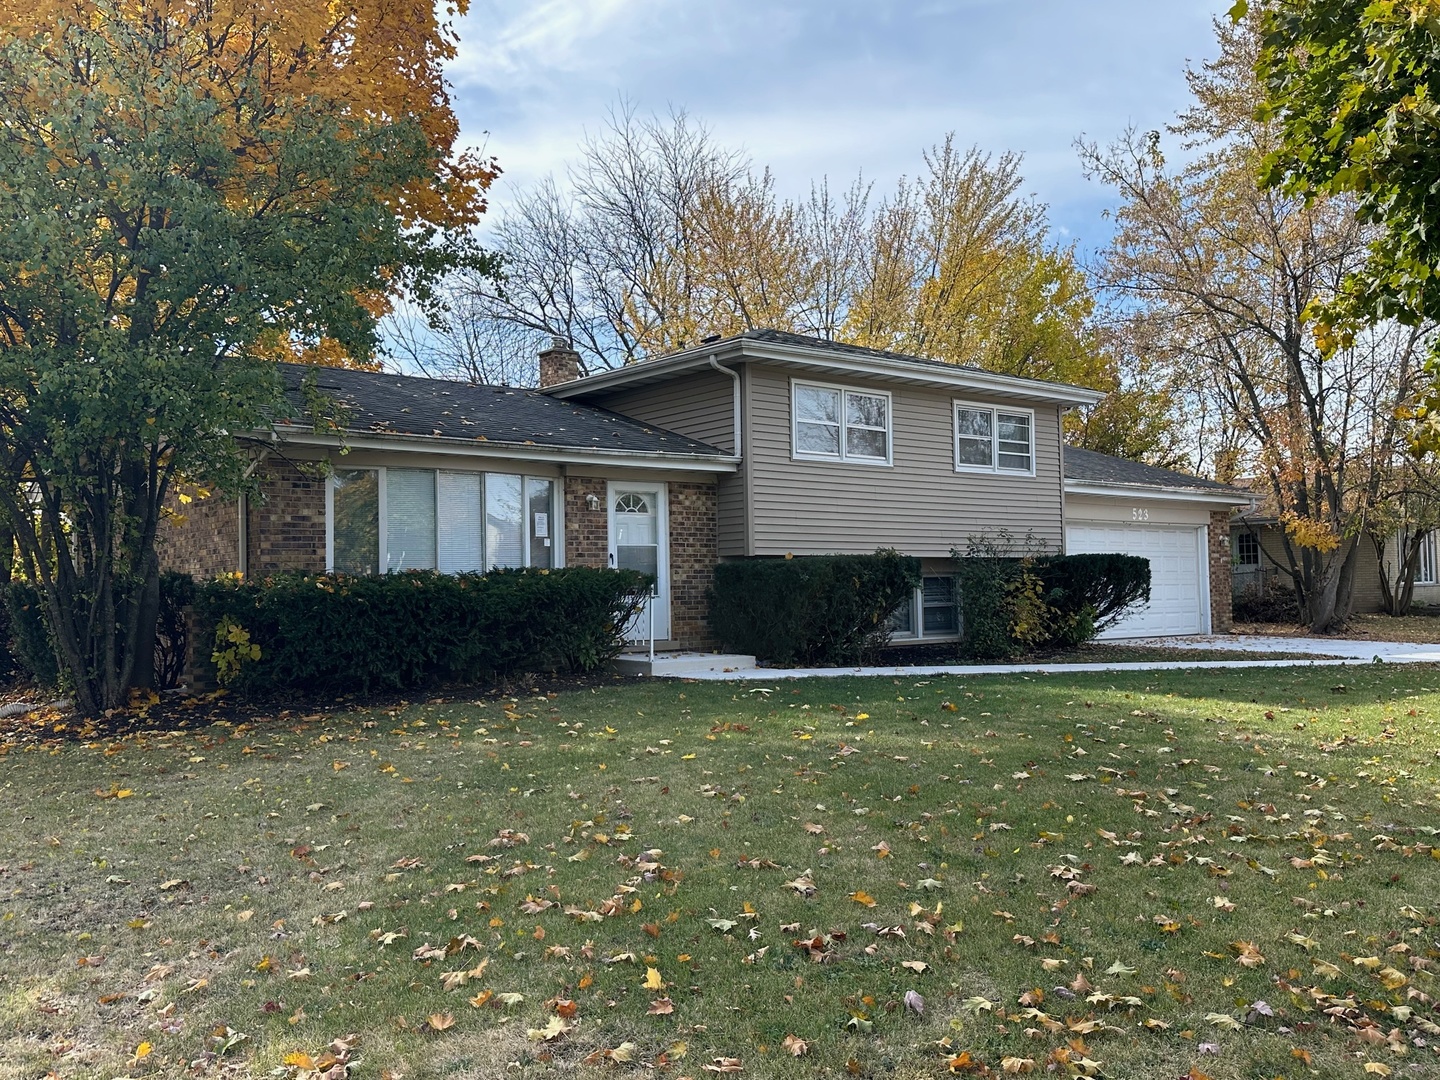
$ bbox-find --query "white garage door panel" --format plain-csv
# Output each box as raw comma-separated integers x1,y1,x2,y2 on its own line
1065,524,1206,638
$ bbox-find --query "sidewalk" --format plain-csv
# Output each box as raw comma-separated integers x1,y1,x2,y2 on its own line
642,635,1440,681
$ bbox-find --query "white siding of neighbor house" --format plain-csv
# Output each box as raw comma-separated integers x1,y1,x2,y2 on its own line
744,363,1065,557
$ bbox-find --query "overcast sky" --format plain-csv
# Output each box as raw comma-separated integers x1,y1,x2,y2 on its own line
448,0,1228,251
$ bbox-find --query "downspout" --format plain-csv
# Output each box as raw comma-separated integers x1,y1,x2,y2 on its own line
708,356,742,457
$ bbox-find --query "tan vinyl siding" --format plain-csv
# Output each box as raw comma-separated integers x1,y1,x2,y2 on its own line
744,363,1064,557
717,473,746,557
1241,524,1387,613
588,368,744,554
589,369,737,452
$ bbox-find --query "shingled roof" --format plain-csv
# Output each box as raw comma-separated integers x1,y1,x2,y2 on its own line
276,363,730,458
1064,446,1249,496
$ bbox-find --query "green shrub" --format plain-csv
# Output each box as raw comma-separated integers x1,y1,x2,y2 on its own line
1038,553,1151,645
953,539,1151,658
952,540,1030,660
193,567,651,695
709,551,920,665
4,581,60,688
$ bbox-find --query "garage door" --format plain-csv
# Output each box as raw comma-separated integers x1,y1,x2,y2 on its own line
1064,524,1207,638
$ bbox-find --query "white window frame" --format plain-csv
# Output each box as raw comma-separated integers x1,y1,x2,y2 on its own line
790,379,893,466
889,575,961,642
1234,531,1260,567
952,401,1036,477
325,466,561,573
1417,531,1437,585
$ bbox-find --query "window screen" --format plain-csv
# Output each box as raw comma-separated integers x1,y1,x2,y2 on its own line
922,576,958,634
386,469,437,571
996,412,1032,472
437,471,483,573
486,474,524,569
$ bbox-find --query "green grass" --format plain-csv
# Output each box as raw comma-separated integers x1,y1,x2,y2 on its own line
3,666,1440,1079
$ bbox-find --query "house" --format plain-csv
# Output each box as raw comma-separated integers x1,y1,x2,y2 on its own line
1230,514,1440,616
159,330,1252,648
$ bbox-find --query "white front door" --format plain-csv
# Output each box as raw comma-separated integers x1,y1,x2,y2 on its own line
609,483,669,642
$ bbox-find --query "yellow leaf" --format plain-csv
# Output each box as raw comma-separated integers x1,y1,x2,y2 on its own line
850,890,877,907
643,966,664,991
133,1041,153,1061
1363,1065,1392,1076
283,1051,316,1069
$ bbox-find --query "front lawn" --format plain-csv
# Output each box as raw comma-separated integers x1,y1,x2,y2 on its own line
3,666,1439,1079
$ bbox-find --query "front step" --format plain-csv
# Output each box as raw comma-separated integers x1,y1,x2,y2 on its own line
611,652,759,677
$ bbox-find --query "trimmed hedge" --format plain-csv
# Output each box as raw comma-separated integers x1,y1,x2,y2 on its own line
709,551,920,665
194,567,651,695
1041,553,1153,642
954,548,1151,659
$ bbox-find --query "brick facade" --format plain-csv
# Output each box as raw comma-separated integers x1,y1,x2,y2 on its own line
246,460,326,574
564,476,609,569
668,482,718,649
564,475,720,648
157,483,239,579
1209,509,1234,632
158,459,326,580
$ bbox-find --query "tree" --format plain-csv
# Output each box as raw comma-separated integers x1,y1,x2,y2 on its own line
0,1,492,715
1080,15,1429,632
1245,0,1440,452
441,108,1166,454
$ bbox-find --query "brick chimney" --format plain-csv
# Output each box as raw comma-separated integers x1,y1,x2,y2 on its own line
538,336,581,388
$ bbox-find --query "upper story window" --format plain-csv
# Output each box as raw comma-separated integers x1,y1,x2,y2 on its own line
792,380,891,465
954,402,1034,475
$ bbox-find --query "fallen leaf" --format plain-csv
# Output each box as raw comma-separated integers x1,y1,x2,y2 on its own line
526,1015,571,1042
781,1034,808,1057
425,1013,455,1032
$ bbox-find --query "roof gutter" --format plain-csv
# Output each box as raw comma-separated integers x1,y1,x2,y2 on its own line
1064,479,1254,507
276,430,740,473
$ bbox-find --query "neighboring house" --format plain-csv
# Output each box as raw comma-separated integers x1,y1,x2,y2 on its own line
159,330,1251,649
1230,515,1440,614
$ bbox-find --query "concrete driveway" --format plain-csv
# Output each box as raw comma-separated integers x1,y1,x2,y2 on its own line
1120,634,1440,664
642,634,1440,680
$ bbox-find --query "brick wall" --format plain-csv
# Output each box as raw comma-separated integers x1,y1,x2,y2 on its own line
668,482,718,649
565,476,720,649
1209,510,1234,632
157,483,239,579
247,460,327,574
564,476,609,569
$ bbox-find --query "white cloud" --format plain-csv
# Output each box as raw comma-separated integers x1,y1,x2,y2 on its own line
449,0,1230,246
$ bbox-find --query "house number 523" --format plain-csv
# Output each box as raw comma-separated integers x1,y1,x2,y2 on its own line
1131,507,1150,522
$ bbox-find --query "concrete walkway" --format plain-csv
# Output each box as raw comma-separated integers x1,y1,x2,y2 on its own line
645,635,1440,681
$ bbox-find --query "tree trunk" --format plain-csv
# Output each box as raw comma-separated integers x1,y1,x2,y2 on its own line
1305,537,1356,633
